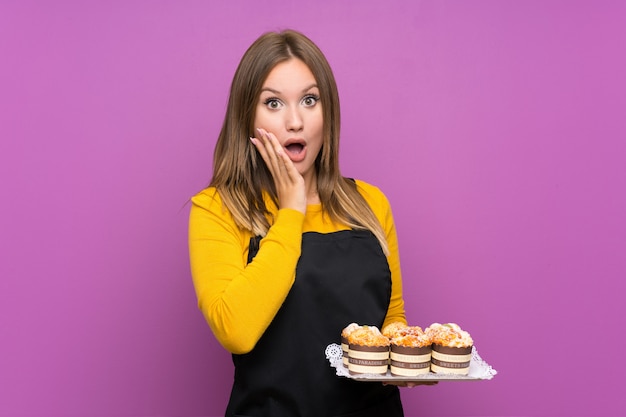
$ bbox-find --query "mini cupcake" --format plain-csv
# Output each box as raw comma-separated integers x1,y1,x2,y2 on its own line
382,321,408,339
425,323,473,375
389,326,432,376
341,323,360,367
347,325,390,375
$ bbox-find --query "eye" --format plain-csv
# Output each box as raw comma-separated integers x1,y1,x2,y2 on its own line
302,94,320,107
263,98,282,110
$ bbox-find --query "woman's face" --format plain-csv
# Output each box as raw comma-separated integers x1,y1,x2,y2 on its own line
254,58,323,183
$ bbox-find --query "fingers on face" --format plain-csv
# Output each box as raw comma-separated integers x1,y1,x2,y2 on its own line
255,128,290,172
250,129,272,164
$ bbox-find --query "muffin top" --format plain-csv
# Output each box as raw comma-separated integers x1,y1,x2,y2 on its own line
425,323,473,347
341,322,360,339
382,321,408,339
390,326,432,348
347,325,390,347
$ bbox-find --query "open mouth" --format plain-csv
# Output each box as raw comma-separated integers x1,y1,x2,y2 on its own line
283,140,307,162
285,143,304,154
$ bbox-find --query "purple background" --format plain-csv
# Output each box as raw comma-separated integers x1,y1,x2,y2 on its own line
1,1,625,416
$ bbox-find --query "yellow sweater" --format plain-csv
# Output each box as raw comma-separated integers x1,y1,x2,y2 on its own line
188,179,406,354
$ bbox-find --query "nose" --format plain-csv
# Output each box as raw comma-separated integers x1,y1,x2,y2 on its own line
285,106,304,132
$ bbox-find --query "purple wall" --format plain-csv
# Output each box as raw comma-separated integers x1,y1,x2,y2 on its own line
1,1,625,416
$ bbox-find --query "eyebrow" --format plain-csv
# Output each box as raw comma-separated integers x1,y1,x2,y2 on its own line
260,84,319,95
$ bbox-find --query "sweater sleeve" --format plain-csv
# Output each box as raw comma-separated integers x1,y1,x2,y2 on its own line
188,188,305,354
355,181,407,328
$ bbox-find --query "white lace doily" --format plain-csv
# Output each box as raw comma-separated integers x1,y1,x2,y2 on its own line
325,343,497,381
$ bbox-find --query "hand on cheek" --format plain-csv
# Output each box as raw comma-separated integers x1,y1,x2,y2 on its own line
250,128,307,214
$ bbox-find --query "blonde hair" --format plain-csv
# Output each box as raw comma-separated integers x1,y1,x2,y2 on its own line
210,29,389,255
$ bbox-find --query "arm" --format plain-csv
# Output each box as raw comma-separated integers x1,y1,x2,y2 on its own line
355,181,407,328
188,188,305,354
381,195,407,329
356,182,437,388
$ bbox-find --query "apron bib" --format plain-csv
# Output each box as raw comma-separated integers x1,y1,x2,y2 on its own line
225,229,404,417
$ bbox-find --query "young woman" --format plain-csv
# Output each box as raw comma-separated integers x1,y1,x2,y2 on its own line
189,29,411,417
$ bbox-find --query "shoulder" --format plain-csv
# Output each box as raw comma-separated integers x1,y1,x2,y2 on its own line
191,186,222,209
189,187,241,231
190,187,236,220
353,179,390,205
190,187,278,227
352,179,393,220
351,179,396,233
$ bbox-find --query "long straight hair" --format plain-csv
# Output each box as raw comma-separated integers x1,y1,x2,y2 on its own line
210,30,389,255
